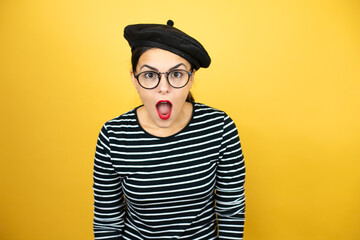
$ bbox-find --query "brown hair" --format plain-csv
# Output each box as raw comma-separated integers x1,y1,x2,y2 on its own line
131,47,195,102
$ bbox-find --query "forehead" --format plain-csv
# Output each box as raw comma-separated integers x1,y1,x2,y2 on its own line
137,48,191,70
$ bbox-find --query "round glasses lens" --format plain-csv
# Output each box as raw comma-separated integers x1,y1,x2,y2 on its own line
168,70,189,88
138,71,159,89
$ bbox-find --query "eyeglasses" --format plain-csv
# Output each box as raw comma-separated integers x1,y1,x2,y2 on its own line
134,69,192,89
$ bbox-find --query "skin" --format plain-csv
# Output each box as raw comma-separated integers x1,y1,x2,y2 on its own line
130,48,196,137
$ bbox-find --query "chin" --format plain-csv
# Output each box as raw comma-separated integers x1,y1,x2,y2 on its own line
155,118,174,129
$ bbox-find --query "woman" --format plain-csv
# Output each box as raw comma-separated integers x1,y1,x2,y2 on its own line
93,20,246,240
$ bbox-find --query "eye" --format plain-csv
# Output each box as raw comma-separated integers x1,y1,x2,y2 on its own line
170,70,183,78
143,72,157,79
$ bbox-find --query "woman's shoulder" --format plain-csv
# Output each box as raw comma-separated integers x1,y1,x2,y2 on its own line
193,102,236,127
193,102,229,118
102,107,139,129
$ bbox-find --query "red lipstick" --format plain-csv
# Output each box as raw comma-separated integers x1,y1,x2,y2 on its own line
156,100,173,120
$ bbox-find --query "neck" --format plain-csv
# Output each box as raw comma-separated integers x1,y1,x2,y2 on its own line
137,102,193,137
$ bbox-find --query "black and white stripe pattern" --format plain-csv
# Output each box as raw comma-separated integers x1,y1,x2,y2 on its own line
93,102,245,239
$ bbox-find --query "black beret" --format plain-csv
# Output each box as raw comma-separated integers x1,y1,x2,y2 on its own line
124,20,211,70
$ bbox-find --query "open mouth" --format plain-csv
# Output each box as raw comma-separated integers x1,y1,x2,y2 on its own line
156,100,173,120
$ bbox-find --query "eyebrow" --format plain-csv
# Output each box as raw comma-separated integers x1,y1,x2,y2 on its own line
139,63,188,72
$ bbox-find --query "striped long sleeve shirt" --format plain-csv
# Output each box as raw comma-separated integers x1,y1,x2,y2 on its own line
93,102,246,239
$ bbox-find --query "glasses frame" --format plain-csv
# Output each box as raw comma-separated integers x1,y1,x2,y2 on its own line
134,69,193,90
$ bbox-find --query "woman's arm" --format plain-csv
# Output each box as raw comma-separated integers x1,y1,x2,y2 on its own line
93,125,125,239
216,114,246,239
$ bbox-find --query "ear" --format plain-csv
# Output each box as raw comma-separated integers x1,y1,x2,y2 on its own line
130,70,138,91
188,69,196,89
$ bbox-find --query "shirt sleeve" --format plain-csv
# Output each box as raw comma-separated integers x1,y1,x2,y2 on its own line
93,124,125,239
216,114,246,239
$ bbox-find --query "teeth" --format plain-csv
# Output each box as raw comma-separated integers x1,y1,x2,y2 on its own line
157,102,172,107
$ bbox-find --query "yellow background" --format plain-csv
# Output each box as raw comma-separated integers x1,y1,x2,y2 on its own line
1,0,359,239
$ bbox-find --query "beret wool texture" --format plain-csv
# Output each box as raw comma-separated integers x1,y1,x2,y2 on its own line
124,20,211,70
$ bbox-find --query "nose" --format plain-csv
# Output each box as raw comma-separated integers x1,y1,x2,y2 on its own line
157,73,171,93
